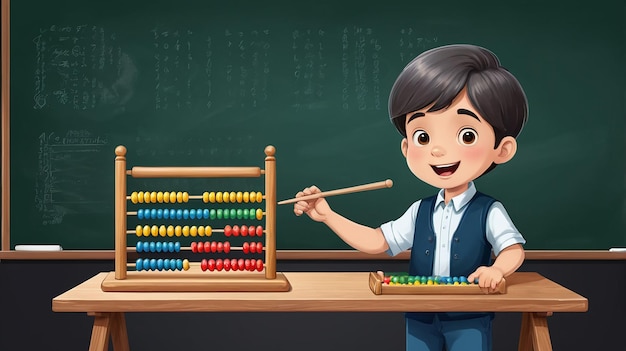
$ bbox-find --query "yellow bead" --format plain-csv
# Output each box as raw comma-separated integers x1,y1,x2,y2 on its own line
143,225,150,237
176,192,183,203
236,192,243,203
202,192,209,203
453,281,460,285
230,192,236,203
182,192,189,203
169,192,176,203
216,192,223,203
256,208,263,220
243,192,250,203
151,225,158,237
130,192,138,204
249,192,256,203
135,225,142,236
205,226,212,236
190,226,198,237
427,280,434,285
175,226,182,237
198,226,205,236
414,280,421,285
167,226,174,237
223,191,230,203
163,192,170,203
182,259,190,271
150,192,157,203
157,192,164,203
182,225,190,236
256,192,263,203
143,191,151,203
137,192,144,203
209,192,216,203
159,225,166,237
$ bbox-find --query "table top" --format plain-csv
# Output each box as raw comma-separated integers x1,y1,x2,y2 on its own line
52,272,588,313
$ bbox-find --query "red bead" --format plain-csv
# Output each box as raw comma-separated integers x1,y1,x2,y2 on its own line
216,259,223,271
245,259,251,270
249,242,256,254
197,241,204,253
230,258,238,271
190,242,198,253
249,259,256,271
217,242,223,253
208,259,216,272
241,225,248,236
256,226,263,236
223,241,230,254
248,226,255,236
243,242,250,254
238,258,245,271
256,242,263,253
211,241,217,253
224,225,232,237
204,241,210,253
232,225,240,236
201,259,208,271
223,259,231,271
256,259,263,271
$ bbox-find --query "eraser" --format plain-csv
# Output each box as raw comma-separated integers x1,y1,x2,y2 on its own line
608,248,626,252
14,245,63,251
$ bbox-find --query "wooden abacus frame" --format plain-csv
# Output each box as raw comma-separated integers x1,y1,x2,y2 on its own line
101,145,291,292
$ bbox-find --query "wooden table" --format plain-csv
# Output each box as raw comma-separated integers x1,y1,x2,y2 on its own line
52,272,587,351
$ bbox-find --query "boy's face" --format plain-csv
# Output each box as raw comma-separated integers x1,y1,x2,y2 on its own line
401,89,516,190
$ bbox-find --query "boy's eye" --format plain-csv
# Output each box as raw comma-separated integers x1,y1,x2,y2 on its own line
458,128,478,145
412,130,430,146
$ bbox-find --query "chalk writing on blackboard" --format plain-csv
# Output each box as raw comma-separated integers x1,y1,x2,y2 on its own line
34,130,109,225
291,29,328,110
32,25,137,114
341,26,382,111
398,28,439,63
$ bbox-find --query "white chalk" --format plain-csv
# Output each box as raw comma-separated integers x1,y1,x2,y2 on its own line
14,244,63,251
608,248,626,252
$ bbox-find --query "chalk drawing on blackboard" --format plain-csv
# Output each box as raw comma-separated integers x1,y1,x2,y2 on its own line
340,26,382,111
398,28,439,63
291,29,329,110
34,130,109,225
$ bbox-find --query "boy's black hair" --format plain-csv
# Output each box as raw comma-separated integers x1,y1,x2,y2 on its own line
389,44,528,145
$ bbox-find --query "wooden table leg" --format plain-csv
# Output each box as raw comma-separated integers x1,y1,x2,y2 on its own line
87,312,130,351
518,312,553,351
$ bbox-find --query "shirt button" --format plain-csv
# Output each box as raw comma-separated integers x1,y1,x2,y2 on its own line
453,254,459,260
425,250,430,255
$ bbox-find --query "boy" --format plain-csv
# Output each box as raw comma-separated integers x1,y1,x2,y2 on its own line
293,44,528,351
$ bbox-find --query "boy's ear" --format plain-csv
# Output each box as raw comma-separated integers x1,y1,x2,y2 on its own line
494,136,517,164
401,138,408,158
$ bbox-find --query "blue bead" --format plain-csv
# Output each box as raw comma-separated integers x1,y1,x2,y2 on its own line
163,209,170,219
157,209,163,219
156,259,164,271
203,209,209,219
460,276,468,283
176,259,183,271
170,259,177,270
143,258,150,271
174,242,181,252
136,258,143,271
150,209,157,219
136,241,142,253
190,209,196,219
156,242,163,253
149,258,157,271
163,258,170,270
137,209,144,220
176,209,183,220
149,241,156,252
452,276,459,283
183,209,189,219
142,241,149,253
167,242,174,253
169,209,176,219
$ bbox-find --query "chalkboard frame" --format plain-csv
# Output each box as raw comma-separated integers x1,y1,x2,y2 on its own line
1,0,624,260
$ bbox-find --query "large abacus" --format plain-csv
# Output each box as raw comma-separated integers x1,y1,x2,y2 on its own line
101,145,291,292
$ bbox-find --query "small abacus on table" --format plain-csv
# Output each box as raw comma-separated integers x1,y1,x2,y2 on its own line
100,145,291,292
369,271,507,295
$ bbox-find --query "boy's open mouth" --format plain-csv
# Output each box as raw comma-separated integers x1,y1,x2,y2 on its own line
430,161,460,177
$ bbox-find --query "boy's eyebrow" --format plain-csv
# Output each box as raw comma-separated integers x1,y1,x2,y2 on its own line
457,108,480,122
406,112,425,124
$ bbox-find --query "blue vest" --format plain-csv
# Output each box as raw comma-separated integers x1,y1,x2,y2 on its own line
406,191,496,322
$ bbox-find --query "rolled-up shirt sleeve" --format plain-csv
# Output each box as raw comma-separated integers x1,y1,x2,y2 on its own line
486,202,526,256
380,200,421,257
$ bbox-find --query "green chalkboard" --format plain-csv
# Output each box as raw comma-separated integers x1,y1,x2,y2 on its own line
6,0,625,250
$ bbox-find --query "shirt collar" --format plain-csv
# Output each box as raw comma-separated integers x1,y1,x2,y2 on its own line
435,182,477,212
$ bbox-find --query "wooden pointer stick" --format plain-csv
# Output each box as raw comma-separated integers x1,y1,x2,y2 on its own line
277,179,393,205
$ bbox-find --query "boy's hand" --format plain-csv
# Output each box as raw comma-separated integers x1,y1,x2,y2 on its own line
468,266,504,294
293,186,332,222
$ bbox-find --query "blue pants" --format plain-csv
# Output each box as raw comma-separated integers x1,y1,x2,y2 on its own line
406,315,492,351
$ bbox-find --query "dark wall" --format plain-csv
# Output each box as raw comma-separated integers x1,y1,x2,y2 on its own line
1,260,624,351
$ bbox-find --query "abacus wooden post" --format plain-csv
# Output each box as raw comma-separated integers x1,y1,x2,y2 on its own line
264,145,277,279
114,146,127,280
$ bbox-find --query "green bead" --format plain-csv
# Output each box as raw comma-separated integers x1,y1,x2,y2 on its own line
230,209,236,219
210,209,216,220
236,209,243,219
399,276,408,285
249,208,256,218
224,209,230,219
408,276,416,284
243,210,249,219
217,209,223,219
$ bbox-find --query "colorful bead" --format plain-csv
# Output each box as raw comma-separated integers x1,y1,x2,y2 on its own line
243,192,250,203
136,258,143,271
155,242,163,252
131,192,138,204
157,209,163,219
149,242,156,252
202,192,209,203
135,225,142,237
256,192,263,203
209,192,216,203
136,241,143,253
174,242,181,252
